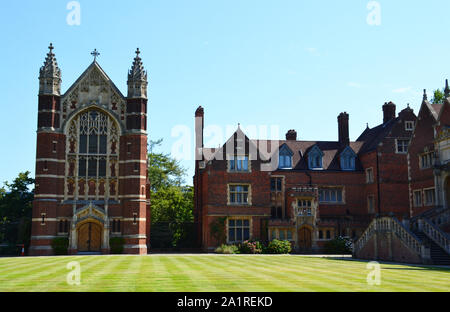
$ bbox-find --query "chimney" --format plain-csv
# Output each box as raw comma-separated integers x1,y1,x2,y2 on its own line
382,102,396,123
338,112,349,147
195,106,204,161
286,129,297,140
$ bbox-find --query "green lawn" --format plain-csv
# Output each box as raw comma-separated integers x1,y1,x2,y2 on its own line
0,254,449,292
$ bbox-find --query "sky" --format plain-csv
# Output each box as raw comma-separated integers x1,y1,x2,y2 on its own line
0,0,450,186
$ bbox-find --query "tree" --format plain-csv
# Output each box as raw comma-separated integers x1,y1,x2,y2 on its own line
148,139,187,191
148,140,195,247
0,172,34,253
432,89,445,105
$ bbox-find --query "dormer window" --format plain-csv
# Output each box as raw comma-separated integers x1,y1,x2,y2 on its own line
340,146,356,171
278,145,293,169
308,145,323,170
405,121,415,131
229,155,249,172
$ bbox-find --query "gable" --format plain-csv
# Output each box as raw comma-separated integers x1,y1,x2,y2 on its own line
60,62,126,129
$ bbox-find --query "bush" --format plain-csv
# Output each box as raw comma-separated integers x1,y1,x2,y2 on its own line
215,244,239,254
238,240,263,254
323,236,353,254
110,237,125,254
51,237,69,255
266,239,292,254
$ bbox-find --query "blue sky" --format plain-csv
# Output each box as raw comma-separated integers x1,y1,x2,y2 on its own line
0,0,449,186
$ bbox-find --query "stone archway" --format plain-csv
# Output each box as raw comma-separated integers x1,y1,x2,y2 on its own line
77,221,102,252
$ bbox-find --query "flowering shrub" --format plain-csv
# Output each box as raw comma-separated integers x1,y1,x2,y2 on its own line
266,239,292,254
215,244,239,254
238,240,263,254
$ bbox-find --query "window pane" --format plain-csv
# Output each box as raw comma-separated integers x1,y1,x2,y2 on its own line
277,178,282,191
79,135,87,153
279,230,285,240
89,134,98,154
236,220,242,227
99,159,106,177
337,190,342,202
243,228,250,241
243,220,249,227
88,159,97,176
78,158,86,176
229,228,235,242
236,229,242,241
229,220,235,227
99,135,107,154
271,179,275,191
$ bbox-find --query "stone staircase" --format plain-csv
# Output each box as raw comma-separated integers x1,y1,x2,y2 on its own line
412,230,450,265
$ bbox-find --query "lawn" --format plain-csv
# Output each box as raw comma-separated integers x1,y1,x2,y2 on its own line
0,254,449,292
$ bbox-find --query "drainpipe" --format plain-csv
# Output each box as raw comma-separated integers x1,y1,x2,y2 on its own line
376,149,382,216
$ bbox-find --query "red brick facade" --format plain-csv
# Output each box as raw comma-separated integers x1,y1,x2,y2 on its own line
29,46,150,256
194,103,418,252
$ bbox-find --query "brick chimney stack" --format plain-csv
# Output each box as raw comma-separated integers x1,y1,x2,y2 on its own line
338,112,350,147
383,102,396,124
195,106,204,161
286,129,297,141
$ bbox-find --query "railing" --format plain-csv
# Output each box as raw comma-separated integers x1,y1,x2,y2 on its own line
354,216,423,256
421,218,450,254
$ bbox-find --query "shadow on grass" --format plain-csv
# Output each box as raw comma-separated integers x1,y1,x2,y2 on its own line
322,257,450,273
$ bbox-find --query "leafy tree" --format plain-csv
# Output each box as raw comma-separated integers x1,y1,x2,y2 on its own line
0,172,34,253
148,140,194,247
148,139,187,191
431,89,445,105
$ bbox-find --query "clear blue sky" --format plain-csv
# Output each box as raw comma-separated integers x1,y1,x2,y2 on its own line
1,0,449,186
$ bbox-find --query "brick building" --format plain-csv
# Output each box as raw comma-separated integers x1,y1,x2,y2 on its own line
354,86,450,265
194,102,417,252
29,44,151,256
408,89,450,217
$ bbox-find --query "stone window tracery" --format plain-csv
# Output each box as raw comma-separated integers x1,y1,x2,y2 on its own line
65,109,120,201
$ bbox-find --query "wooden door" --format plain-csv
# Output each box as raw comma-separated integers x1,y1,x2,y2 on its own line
77,222,102,252
298,227,312,250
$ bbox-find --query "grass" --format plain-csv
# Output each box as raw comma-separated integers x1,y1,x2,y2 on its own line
0,254,449,292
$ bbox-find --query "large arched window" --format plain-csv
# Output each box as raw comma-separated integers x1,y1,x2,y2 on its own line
65,109,120,200
78,111,108,178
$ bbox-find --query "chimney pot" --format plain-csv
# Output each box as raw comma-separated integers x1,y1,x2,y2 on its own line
286,129,297,140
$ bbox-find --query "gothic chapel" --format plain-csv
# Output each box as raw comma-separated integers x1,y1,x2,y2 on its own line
29,44,151,255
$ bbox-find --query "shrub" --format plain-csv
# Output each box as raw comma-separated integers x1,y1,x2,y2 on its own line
215,244,239,254
110,237,125,254
238,240,263,254
51,237,69,255
266,239,291,254
323,236,353,254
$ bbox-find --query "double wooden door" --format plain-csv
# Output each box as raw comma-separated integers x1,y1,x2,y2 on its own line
78,222,102,252
298,227,312,250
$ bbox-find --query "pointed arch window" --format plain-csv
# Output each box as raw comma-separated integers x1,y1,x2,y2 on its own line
308,145,323,170
340,146,356,171
278,145,293,169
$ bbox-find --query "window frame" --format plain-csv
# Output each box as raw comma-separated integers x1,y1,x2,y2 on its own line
396,139,410,154
227,218,251,243
318,187,344,204
228,184,251,206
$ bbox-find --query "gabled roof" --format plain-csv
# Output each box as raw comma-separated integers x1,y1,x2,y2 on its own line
201,127,364,171
356,118,398,153
62,61,126,100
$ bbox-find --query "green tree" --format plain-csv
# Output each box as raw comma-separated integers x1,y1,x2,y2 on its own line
148,140,194,247
432,89,445,105
148,139,186,191
0,172,34,253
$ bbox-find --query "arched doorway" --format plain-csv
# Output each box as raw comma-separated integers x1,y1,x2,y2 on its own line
77,222,102,252
298,226,312,251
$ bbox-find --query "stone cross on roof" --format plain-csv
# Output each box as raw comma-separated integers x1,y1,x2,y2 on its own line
91,49,100,62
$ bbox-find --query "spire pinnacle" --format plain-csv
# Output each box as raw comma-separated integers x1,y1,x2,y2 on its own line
423,89,428,101
39,43,61,95
127,48,148,99
445,79,450,98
